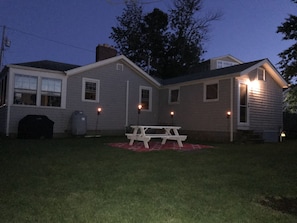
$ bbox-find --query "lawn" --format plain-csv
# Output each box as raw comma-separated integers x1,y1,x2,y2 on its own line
0,137,296,223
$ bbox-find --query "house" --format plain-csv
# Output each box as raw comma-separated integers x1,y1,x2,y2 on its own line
159,55,288,142
0,47,288,142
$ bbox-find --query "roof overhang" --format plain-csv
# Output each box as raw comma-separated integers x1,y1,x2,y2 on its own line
210,54,244,64
7,64,66,75
66,55,161,88
239,59,288,88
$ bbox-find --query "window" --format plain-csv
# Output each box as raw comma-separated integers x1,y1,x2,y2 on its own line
139,86,152,111
217,60,238,69
41,78,62,107
204,82,218,101
169,88,180,103
14,74,37,105
239,83,248,123
257,68,265,81
82,78,100,102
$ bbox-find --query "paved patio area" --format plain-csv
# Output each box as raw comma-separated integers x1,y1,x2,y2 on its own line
108,141,214,152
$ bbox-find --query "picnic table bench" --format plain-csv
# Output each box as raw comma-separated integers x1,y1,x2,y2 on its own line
126,125,187,149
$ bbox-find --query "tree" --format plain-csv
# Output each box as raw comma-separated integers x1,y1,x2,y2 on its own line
110,0,220,78
277,14,297,82
284,85,297,112
167,0,220,77
277,0,297,112
141,8,170,75
110,1,144,66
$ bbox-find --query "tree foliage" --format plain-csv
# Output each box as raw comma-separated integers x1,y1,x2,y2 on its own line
284,85,297,113
277,13,297,82
110,2,144,66
110,0,220,78
277,0,297,113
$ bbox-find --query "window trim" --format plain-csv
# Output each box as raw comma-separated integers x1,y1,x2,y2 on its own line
237,81,250,128
217,60,238,69
139,86,152,111
82,78,100,103
168,88,180,104
204,81,219,102
40,77,62,107
257,68,266,81
13,74,38,106
11,72,66,109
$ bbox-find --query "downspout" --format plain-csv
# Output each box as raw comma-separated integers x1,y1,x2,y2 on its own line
125,80,129,127
230,77,234,142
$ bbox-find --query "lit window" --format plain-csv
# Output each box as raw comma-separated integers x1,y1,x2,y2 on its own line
41,78,62,107
82,78,100,102
139,86,152,111
14,74,37,105
169,88,180,103
204,82,218,101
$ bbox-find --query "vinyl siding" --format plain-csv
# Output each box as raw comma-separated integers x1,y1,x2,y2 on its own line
248,69,283,131
67,61,159,132
159,79,232,132
5,61,159,135
8,106,69,135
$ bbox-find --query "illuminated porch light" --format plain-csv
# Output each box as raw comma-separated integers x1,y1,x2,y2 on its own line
226,111,231,119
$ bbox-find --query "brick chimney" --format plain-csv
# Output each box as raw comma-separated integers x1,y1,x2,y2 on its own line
96,44,117,62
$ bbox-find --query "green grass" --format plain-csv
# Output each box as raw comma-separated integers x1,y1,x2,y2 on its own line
0,137,296,223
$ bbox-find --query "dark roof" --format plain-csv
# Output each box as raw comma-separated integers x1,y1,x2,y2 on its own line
162,59,264,85
13,60,80,71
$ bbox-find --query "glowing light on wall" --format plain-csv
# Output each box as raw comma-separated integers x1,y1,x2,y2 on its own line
250,80,260,91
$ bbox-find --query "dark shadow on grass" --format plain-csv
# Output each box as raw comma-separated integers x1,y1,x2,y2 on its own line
259,196,297,216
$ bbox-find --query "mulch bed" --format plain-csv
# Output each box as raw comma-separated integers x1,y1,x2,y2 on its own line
259,196,297,216
108,141,214,152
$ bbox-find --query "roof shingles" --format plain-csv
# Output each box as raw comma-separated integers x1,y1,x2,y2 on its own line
162,59,264,85
14,60,80,72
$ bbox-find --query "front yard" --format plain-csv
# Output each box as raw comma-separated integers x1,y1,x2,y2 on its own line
0,137,296,222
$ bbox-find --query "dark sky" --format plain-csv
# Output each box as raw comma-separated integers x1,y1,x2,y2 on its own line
0,0,296,68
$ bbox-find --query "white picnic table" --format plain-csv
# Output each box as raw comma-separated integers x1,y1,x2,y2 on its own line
126,125,187,149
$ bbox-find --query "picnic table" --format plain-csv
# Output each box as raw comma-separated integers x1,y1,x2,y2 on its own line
126,125,187,149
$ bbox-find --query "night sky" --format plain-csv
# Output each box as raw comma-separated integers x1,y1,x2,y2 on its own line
1,0,296,68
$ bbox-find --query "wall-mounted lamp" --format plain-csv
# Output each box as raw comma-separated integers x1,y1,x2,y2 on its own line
280,130,286,142
138,104,142,114
226,111,231,119
137,104,142,125
170,111,174,125
96,107,102,136
97,107,102,115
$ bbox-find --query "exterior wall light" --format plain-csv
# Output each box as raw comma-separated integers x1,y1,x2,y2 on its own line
226,111,231,119
280,130,286,142
137,104,142,125
138,104,142,114
96,107,102,136
170,111,174,125
97,107,102,115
